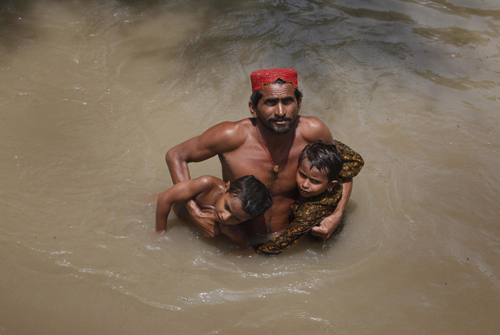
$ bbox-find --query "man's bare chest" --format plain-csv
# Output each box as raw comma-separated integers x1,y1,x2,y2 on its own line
220,144,302,197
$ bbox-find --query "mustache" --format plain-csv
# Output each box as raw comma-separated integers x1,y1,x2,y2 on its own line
268,116,292,122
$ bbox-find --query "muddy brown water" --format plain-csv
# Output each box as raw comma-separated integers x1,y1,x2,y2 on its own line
0,0,499,334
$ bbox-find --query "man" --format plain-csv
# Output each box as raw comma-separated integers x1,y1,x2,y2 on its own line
166,68,362,243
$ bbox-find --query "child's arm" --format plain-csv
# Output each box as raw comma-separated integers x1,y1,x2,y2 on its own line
156,176,220,232
253,214,321,255
254,196,341,255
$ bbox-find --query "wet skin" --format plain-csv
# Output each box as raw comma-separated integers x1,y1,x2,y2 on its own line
166,82,347,240
296,159,338,198
213,191,251,226
252,83,300,135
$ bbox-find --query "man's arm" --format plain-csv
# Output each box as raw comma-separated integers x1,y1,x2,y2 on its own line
155,176,218,232
165,121,245,237
310,179,352,239
254,207,326,255
219,224,252,249
312,140,364,239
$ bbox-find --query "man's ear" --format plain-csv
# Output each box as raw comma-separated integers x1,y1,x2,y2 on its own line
327,180,338,191
221,181,231,194
249,101,257,118
297,97,302,112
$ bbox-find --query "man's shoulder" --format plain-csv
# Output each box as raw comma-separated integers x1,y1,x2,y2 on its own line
202,118,253,151
297,116,333,142
211,118,253,134
297,115,327,128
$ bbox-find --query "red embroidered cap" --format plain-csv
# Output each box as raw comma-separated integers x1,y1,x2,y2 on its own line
250,68,298,92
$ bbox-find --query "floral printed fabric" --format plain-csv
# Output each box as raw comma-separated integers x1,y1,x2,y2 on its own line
335,140,364,181
254,184,342,255
254,140,364,255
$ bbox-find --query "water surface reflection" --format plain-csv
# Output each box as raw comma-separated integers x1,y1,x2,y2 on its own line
0,0,499,334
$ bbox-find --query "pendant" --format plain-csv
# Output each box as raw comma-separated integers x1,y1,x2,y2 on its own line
273,165,279,173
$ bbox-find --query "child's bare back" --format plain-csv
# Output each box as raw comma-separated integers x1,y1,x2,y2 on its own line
156,175,272,248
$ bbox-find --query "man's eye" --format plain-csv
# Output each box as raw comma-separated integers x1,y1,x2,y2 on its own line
282,98,294,105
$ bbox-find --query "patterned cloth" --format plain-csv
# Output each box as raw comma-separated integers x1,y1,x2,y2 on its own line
254,140,364,255
334,139,364,181
250,68,298,92
254,184,343,255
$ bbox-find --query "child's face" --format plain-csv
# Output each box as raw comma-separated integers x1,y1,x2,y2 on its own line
296,159,337,198
214,192,251,225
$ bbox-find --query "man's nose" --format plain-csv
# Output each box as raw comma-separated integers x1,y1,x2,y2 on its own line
276,102,284,116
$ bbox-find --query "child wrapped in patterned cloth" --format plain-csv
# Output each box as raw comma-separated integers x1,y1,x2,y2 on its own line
254,140,364,255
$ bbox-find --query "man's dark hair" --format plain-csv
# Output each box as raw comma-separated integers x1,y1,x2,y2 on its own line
298,142,344,182
227,175,273,218
250,78,303,108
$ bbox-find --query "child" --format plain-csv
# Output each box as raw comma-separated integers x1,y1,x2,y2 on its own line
156,175,273,248
254,141,364,255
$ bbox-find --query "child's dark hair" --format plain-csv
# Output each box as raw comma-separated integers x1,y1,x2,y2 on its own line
227,175,273,218
298,142,343,182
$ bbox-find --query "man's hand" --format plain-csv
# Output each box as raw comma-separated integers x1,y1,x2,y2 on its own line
186,201,220,238
311,179,353,240
310,211,342,240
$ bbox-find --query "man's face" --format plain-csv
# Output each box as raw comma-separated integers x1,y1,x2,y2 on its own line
250,83,301,134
